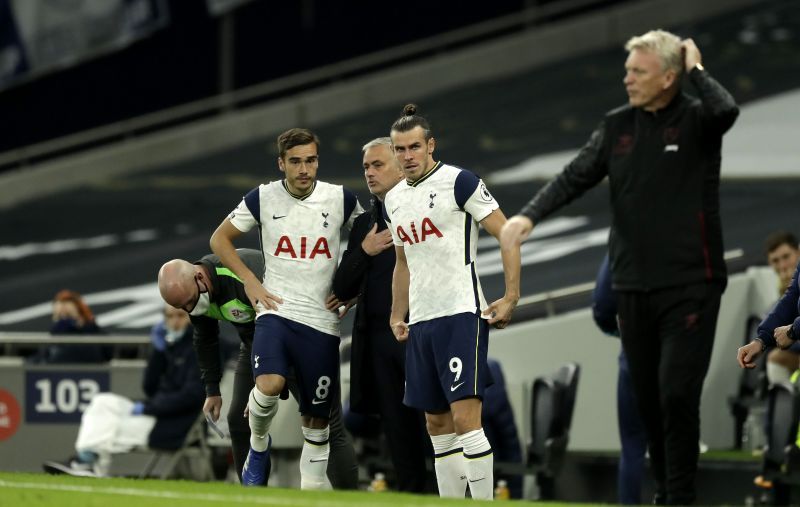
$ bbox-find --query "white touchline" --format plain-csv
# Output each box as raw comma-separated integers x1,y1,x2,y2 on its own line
0,479,448,507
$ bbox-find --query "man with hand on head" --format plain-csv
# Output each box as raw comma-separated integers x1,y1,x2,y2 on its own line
501,31,738,504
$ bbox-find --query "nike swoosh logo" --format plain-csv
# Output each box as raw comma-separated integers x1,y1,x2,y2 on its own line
309,458,328,463
391,207,399,213
311,399,325,405
272,214,286,219
450,382,464,392
469,477,486,483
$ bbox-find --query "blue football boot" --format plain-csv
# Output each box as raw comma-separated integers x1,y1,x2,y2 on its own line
241,434,272,486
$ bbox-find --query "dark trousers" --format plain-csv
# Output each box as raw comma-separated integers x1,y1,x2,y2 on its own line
368,324,430,492
617,282,722,505
228,343,359,488
617,350,648,505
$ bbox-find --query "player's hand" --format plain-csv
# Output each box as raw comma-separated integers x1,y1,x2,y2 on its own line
337,298,357,320
499,215,534,252
361,224,394,256
737,341,763,369
484,296,518,329
681,38,702,72
325,295,356,319
203,396,223,422
325,294,342,312
391,320,409,342
244,279,282,311
774,325,795,349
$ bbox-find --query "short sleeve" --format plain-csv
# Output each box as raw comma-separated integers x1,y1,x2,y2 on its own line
455,171,498,222
229,186,260,232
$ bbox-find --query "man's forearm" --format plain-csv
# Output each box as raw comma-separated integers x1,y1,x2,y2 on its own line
500,240,521,301
210,222,259,285
390,261,410,323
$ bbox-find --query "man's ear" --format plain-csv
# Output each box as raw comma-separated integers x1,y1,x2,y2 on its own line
277,157,285,173
662,69,678,90
427,137,436,155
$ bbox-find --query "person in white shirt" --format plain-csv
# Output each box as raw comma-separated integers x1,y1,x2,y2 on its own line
209,127,363,489
385,104,520,500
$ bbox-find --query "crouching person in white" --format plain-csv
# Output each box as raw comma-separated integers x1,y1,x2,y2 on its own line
42,306,205,477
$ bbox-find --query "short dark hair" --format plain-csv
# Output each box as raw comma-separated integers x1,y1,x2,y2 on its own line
390,103,433,140
277,128,320,159
765,230,799,255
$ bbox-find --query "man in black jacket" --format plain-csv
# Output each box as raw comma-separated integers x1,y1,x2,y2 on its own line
500,30,738,505
333,137,430,492
43,305,205,477
158,250,357,488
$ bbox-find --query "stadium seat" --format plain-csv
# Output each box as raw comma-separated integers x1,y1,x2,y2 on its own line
758,381,800,504
527,362,581,499
728,316,769,449
137,413,214,481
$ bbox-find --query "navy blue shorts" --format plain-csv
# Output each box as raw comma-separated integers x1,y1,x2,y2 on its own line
404,312,492,413
252,314,340,418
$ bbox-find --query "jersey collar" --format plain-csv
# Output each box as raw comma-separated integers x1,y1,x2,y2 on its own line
282,180,317,200
407,161,442,187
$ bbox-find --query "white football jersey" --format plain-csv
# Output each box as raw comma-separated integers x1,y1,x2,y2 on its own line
229,180,363,335
384,162,499,325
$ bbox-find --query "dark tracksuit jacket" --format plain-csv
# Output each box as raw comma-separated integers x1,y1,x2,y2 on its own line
190,249,263,397
520,68,739,291
758,261,800,348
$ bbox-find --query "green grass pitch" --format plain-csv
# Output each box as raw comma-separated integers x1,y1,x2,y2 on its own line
0,472,582,506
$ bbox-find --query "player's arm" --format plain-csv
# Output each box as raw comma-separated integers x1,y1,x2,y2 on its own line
210,219,282,310
390,246,410,341
191,315,224,421
481,209,520,329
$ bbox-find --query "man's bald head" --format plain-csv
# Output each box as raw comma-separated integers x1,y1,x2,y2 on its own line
158,259,198,310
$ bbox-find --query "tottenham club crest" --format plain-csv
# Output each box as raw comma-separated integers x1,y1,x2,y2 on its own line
322,212,329,228
479,183,493,202
429,192,437,208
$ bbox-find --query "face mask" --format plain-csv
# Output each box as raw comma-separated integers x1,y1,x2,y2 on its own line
164,327,184,345
189,292,210,317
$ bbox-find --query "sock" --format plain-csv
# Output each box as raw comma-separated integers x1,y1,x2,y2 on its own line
460,428,494,500
431,433,467,498
76,450,97,464
248,388,279,452
300,426,330,490
767,361,792,384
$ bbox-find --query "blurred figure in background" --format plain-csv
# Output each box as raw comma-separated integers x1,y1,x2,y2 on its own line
592,254,647,505
762,232,800,384
482,358,523,499
30,289,108,364
43,306,204,477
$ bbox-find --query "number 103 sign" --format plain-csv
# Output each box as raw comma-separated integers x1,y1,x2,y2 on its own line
25,371,109,423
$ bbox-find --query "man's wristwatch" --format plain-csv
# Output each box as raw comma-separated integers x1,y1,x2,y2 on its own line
755,337,767,352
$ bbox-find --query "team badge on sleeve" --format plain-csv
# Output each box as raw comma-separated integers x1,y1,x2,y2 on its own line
479,183,493,202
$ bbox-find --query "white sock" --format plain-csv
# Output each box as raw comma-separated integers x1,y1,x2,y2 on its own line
248,388,279,452
767,361,792,384
300,426,330,490
431,433,467,498
460,428,494,500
